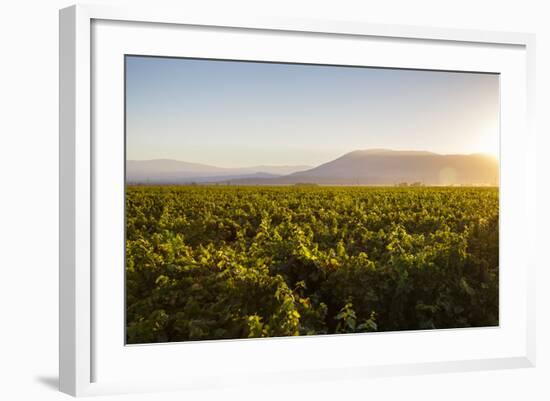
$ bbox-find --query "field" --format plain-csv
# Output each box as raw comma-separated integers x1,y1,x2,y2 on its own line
125,185,499,344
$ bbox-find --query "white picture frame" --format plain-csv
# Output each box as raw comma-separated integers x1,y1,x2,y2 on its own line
59,4,536,397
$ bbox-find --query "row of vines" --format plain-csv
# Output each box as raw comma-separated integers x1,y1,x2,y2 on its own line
125,186,498,343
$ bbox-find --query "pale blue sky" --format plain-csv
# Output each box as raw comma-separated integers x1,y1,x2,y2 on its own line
126,56,499,168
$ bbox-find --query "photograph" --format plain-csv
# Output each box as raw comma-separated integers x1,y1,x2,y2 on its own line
124,55,499,344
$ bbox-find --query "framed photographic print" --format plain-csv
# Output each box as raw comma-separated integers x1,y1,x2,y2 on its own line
59,4,536,397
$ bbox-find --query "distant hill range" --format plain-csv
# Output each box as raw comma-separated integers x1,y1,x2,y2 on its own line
126,159,312,184
127,149,499,186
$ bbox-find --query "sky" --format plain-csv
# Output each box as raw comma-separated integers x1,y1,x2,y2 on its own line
126,56,499,168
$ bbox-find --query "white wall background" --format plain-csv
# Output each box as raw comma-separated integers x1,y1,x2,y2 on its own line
0,0,547,399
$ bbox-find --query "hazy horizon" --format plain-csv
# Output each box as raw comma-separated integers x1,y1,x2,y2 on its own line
126,56,500,168
126,148,499,187
127,148,498,170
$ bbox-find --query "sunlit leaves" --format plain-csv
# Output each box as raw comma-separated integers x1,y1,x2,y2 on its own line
126,186,499,343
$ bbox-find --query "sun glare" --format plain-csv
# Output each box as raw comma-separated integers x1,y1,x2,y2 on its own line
476,127,499,159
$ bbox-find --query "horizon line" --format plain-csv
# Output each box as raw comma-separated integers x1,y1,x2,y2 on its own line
127,148,499,169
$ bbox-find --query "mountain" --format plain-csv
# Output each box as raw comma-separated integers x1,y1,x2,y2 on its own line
126,159,311,184
127,150,499,186
225,149,499,186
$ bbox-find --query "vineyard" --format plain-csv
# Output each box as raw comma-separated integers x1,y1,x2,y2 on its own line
125,185,499,344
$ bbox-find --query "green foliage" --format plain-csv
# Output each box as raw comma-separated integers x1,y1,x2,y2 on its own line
125,186,499,343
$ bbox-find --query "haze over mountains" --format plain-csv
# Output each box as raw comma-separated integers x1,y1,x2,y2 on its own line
126,159,312,184
127,149,499,186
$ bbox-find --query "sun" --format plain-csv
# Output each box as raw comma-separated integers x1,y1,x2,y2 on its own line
476,126,499,159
